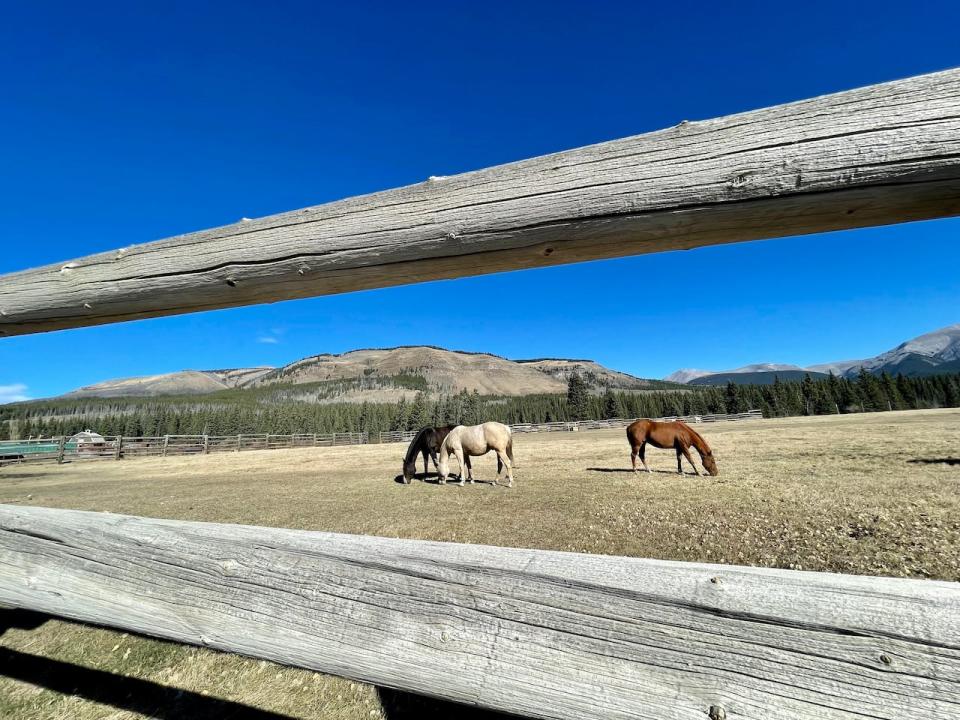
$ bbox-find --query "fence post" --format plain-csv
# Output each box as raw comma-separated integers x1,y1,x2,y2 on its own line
162,435,169,457
266,433,271,450
203,435,209,454
312,433,317,447
56,436,66,464
236,434,242,451
332,432,337,446
114,436,123,461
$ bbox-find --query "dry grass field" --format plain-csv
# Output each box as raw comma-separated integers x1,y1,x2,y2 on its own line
1,409,958,719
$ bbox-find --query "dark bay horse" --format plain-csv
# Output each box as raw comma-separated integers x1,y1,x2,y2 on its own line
402,426,470,483
626,419,718,476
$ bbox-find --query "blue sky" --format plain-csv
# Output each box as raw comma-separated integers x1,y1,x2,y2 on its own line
1,1,959,401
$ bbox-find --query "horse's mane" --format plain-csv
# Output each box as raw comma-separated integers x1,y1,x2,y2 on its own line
675,420,711,453
404,427,432,465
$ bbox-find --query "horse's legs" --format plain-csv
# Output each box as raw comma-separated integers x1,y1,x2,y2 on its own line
676,448,683,474
430,450,440,471
639,443,651,473
437,446,449,484
631,446,639,473
679,445,701,476
455,447,467,486
422,449,430,476
465,455,473,481
494,449,513,487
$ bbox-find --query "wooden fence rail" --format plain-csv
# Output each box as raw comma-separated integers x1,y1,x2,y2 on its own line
2,69,960,337
0,505,957,720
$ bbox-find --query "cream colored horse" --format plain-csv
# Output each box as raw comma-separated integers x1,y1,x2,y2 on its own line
437,422,514,487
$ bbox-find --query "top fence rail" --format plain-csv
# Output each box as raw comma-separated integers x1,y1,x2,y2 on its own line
2,70,960,336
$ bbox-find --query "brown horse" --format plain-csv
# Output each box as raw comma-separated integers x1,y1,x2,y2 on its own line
626,419,718,476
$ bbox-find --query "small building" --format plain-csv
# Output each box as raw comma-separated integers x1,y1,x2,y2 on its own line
69,429,106,453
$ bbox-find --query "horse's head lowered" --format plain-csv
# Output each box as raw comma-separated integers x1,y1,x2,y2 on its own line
702,451,719,476
402,457,416,483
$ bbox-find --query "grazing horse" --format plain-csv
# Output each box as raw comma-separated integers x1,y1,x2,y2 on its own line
438,422,515,487
402,426,470,483
626,419,718,476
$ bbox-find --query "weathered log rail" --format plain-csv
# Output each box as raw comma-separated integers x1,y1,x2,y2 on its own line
2,69,960,336
0,505,958,720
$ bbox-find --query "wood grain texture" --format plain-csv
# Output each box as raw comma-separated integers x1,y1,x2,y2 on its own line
3,69,960,336
1,504,958,719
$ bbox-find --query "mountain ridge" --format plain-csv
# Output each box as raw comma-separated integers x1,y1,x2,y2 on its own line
58,346,673,402
666,323,960,385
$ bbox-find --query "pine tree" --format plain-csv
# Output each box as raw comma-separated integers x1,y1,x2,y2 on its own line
601,389,623,419
408,392,431,430
856,368,886,411
566,373,590,420
724,381,745,414
800,374,815,415
464,390,483,425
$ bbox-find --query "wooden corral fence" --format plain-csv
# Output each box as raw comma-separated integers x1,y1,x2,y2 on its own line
508,409,764,434
0,413,762,468
0,431,370,467
2,69,960,719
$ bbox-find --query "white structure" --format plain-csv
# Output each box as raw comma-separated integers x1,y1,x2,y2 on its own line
69,429,106,452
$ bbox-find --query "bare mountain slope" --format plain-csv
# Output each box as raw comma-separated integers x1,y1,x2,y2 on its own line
63,368,274,399
253,347,565,396
57,347,661,401
517,359,660,390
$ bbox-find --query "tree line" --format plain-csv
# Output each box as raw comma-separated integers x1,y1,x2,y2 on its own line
2,370,959,440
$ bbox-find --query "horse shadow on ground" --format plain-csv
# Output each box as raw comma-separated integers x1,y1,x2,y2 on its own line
907,458,960,466
586,467,692,475
393,473,500,486
0,610,520,720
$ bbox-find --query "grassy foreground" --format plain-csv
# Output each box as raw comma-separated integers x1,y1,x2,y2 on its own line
1,409,958,719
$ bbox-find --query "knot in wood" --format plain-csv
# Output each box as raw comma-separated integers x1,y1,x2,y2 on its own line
708,705,726,720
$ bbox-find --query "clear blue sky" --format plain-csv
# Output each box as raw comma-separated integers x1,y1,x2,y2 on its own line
2,1,959,401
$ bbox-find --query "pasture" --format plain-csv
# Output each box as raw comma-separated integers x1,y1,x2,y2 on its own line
1,409,958,719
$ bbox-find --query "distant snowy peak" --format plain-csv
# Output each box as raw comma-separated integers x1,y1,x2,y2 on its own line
806,359,864,376
663,369,714,384
727,363,806,373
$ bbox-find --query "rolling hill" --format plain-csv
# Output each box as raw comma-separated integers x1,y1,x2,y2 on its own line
57,346,670,403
